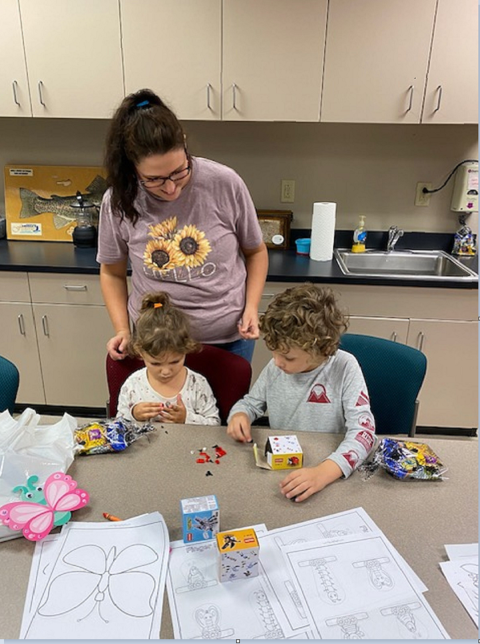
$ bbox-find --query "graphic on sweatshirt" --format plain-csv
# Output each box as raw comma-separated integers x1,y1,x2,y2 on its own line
356,391,370,406
307,383,331,403
358,413,375,432
143,216,212,278
342,449,360,469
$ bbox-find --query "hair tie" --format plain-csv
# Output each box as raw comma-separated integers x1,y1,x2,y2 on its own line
153,302,163,309
136,100,150,108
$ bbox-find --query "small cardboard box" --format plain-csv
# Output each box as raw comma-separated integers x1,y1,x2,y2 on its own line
265,435,303,470
216,527,260,582
180,495,219,543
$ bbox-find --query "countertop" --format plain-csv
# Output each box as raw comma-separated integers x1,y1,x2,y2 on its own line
0,233,477,289
0,421,477,639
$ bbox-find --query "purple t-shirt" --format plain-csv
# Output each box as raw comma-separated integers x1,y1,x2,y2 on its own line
96,157,263,344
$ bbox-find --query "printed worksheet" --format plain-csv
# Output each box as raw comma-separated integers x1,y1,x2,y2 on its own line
166,524,314,640
258,506,426,635
282,533,450,640
22,513,170,639
440,556,478,626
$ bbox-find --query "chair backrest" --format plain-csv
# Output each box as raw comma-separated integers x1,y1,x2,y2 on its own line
106,344,252,424
339,333,427,436
0,355,20,414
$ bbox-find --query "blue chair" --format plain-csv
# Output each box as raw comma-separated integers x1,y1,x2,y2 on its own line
339,334,427,436
0,355,20,414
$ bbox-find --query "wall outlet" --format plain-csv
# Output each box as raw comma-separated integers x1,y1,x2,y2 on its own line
281,179,295,203
415,182,432,207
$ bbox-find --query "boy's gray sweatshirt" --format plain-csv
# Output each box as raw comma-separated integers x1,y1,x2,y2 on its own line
228,349,376,477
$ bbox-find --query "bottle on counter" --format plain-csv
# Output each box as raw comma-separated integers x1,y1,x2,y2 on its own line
352,215,367,253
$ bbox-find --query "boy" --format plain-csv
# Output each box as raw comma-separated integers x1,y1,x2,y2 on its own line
227,284,376,502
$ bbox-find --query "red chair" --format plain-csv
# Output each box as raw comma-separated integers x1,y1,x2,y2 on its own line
106,344,252,424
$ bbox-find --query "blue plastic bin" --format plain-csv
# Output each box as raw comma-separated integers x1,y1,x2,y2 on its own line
295,238,311,255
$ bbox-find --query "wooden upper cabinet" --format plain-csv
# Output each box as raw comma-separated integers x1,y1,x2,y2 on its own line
19,0,125,118
222,0,327,122
121,0,221,120
321,0,436,123
0,0,31,116
422,0,478,124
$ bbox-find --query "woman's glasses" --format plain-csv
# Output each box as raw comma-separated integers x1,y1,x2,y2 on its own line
138,158,191,189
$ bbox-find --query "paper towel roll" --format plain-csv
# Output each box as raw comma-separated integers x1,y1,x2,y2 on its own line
310,202,336,261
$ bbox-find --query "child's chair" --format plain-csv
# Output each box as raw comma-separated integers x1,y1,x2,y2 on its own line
106,344,252,424
339,333,427,436
0,355,20,414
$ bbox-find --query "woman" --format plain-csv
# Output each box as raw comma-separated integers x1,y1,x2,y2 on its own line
97,89,268,363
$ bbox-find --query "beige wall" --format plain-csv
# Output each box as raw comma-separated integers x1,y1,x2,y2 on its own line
0,117,477,234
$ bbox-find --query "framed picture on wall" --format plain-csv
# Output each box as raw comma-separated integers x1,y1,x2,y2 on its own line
256,210,293,250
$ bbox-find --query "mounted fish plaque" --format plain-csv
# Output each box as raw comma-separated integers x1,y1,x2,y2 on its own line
4,165,108,242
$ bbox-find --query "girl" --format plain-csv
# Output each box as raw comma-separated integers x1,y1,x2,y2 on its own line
117,292,220,425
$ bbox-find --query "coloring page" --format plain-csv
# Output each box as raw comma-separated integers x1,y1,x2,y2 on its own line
440,557,478,627
23,513,169,639
444,543,478,560
166,525,314,640
282,533,449,640
258,506,426,635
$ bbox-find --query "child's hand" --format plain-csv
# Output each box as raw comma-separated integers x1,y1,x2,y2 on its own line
159,394,187,424
227,412,252,442
132,402,164,422
280,460,343,502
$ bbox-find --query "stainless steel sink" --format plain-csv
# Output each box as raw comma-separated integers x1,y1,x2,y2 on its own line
334,249,478,281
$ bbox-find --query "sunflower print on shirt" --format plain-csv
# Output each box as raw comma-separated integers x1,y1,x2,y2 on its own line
143,216,212,277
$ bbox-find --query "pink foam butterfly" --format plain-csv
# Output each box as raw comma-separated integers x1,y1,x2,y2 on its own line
0,472,89,541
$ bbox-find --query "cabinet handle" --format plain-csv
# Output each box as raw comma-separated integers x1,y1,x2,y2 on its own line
407,85,414,112
417,332,425,351
17,314,26,335
232,83,237,110
12,80,20,106
261,293,275,299
391,331,397,342
434,85,443,112
38,81,46,107
63,284,87,291
42,315,50,336
206,83,212,110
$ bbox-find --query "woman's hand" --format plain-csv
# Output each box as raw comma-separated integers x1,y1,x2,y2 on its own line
159,394,187,424
238,304,260,340
227,412,252,442
132,402,164,422
279,460,343,502
107,331,131,360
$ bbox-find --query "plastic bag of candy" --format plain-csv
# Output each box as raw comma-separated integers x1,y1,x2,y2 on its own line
358,437,447,481
74,417,155,456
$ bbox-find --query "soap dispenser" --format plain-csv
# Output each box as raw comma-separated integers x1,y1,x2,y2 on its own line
352,215,367,253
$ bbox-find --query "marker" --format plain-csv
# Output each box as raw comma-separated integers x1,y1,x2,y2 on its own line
103,512,122,522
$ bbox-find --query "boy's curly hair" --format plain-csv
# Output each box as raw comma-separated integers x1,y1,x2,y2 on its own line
259,283,349,358
130,291,199,358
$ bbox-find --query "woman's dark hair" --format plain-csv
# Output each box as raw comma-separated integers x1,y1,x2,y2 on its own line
104,89,185,225
130,291,200,358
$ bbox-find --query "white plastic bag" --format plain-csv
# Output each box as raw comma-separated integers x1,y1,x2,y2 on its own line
0,408,77,542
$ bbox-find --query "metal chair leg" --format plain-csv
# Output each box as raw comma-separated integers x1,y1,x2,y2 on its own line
409,400,420,437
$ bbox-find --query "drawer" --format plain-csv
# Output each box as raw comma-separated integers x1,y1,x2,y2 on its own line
28,273,104,305
0,272,31,302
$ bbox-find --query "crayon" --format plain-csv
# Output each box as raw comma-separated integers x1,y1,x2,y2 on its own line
103,512,122,522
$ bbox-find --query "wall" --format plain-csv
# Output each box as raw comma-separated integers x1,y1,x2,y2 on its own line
0,117,477,234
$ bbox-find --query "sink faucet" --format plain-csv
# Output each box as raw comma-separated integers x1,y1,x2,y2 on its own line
386,226,404,252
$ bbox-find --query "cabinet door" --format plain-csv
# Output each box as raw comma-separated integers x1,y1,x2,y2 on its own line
34,304,112,407
121,0,221,120
0,302,45,404
0,0,31,116
348,316,409,344
407,319,478,428
321,0,436,123
223,0,327,121
421,0,478,124
19,0,124,118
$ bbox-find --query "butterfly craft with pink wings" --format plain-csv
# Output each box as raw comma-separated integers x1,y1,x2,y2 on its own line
0,472,89,541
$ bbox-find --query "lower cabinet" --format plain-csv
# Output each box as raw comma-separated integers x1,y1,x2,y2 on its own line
0,272,112,409
252,282,478,429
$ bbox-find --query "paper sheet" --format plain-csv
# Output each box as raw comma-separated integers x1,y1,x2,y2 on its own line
257,506,426,635
282,533,449,640
21,513,169,639
445,543,478,560
440,556,478,626
166,524,314,640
